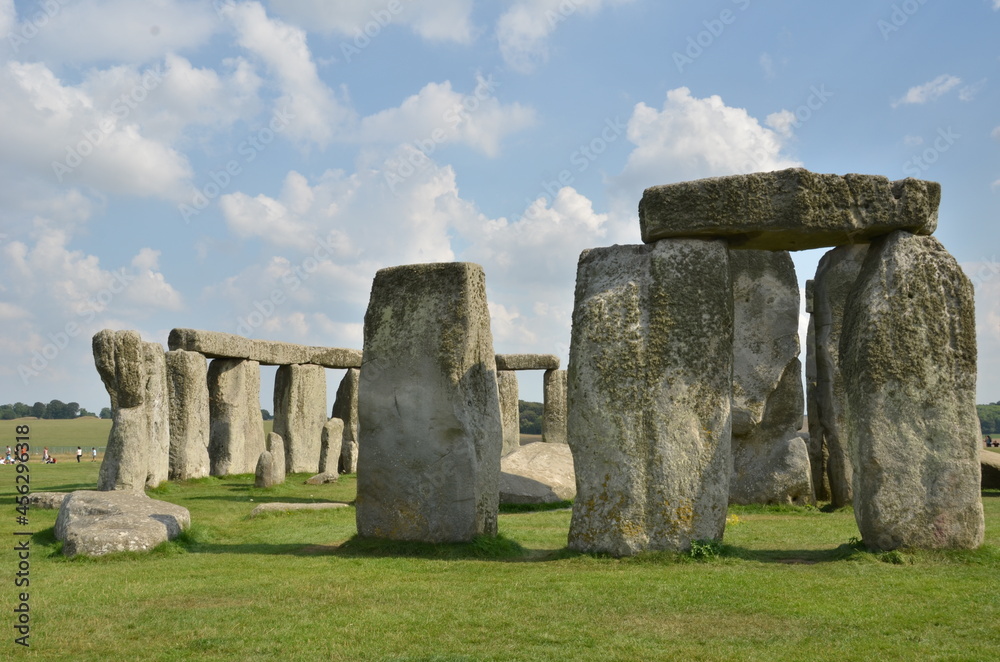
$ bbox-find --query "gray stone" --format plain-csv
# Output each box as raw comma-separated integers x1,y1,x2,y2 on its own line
143,342,170,489
273,364,327,474
804,280,830,501
332,368,360,474
814,244,869,507
495,354,560,371
55,490,190,558
542,369,567,445
500,442,575,504
168,328,362,369
841,231,984,550
305,471,339,485
207,358,265,476
639,169,939,251
567,240,732,557
982,450,1000,490
266,431,286,482
498,370,520,456
356,262,502,543
729,250,812,505
28,492,70,509
166,350,210,481
249,501,349,518
319,418,344,474
254,451,276,488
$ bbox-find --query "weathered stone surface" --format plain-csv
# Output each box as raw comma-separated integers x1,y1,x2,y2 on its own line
266,431,286,482
249,501,348,518
254,451,276,488
55,490,190,558
305,471,339,485
143,342,170,489
495,354,560,371
729,250,812,505
500,442,575,504
982,450,1000,489
319,418,344,474
29,492,70,509
93,329,144,409
333,368,360,474
542,369,567,444
498,370,520,456
639,169,939,251
273,364,327,474
567,240,732,557
166,350,210,481
168,328,362,368
841,231,983,550
356,262,502,543
207,359,265,476
804,280,831,501
814,244,869,507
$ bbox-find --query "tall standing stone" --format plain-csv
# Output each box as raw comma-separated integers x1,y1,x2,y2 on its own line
567,240,732,557
94,330,150,492
804,281,830,501
143,342,170,489
273,364,327,474
266,431,286,482
729,250,812,505
166,350,210,481
814,244,868,507
497,370,520,456
207,358,265,476
841,231,983,550
357,262,502,543
319,417,345,474
542,369,567,444
333,368,360,473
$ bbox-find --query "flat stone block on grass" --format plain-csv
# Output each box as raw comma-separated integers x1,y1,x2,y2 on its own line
55,491,190,558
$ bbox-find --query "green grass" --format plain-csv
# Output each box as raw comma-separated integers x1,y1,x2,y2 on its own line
2,419,999,660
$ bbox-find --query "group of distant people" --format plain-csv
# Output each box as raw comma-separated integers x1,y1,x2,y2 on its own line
985,436,999,448
0,445,99,464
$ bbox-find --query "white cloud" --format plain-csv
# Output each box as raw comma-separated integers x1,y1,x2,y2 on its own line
903,134,924,147
765,109,796,138
268,0,475,43
959,79,986,102
892,74,961,107
497,0,634,73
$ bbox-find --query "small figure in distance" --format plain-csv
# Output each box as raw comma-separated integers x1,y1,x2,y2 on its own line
42,447,49,463
91,447,97,462
76,446,82,463
988,435,994,448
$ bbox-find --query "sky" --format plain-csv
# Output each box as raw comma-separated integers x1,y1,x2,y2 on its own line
0,0,998,414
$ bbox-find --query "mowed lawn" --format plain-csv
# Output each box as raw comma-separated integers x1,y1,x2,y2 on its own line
0,418,998,661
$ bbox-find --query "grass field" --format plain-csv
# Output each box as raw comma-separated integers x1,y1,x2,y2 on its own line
1,418,998,660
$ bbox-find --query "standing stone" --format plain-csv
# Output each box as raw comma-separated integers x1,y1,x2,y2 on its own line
542,369,567,445
333,369,360,474
254,451,276,488
266,431,286,482
207,359,265,476
166,350,210,481
95,330,150,492
841,231,984,550
567,240,732,557
729,250,812,505
319,418,345,474
804,281,830,501
273,364,327,474
357,262,502,543
814,244,868,507
498,371,520,456
143,342,170,489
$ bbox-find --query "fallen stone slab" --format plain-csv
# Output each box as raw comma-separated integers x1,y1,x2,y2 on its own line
639,168,939,251
495,354,560,371
28,492,70,509
305,471,339,485
55,491,190,558
249,501,349,518
981,450,1000,490
500,442,575,504
168,328,362,369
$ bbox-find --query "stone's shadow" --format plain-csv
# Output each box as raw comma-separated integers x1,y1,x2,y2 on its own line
720,544,859,564
186,495,352,505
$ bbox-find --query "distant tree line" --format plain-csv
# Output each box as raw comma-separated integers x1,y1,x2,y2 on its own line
0,400,107,420
977,404,1000,434
519,400,543,434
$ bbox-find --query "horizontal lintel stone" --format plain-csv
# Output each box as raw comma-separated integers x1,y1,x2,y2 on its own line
495,353,560,371
168,328,362,369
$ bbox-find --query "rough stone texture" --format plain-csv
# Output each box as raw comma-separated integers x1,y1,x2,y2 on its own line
305,472,339,485
143,342,171,489
729,250,813,505
273,364,327,474
266,432,286,482
814,244,869,507
356,262,502,543
333,368,360,474
55,490,190,558
500,442,575,504
249,502,348,518
254,451,276,488
841,231,984,550
982,450,1000,490
542,369,567,445
497,370,521,456
207,358,265,476
168,328,362,368
804,280,831,501
495,354,560,371
29,492,70,509
166,350,210,481
567,240,732,557
319,418,344,474
639,169,939,251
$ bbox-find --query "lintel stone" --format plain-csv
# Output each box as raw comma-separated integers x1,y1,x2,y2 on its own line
168,328,362,368
495,354,560,371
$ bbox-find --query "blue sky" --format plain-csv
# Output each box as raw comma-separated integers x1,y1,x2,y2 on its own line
0,0,997,413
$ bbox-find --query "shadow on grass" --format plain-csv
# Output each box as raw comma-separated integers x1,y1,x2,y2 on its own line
186,495,352,505
499,500,573,514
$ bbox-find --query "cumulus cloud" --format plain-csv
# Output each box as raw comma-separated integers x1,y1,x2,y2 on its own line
892,74,961,107
268,0,475,43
